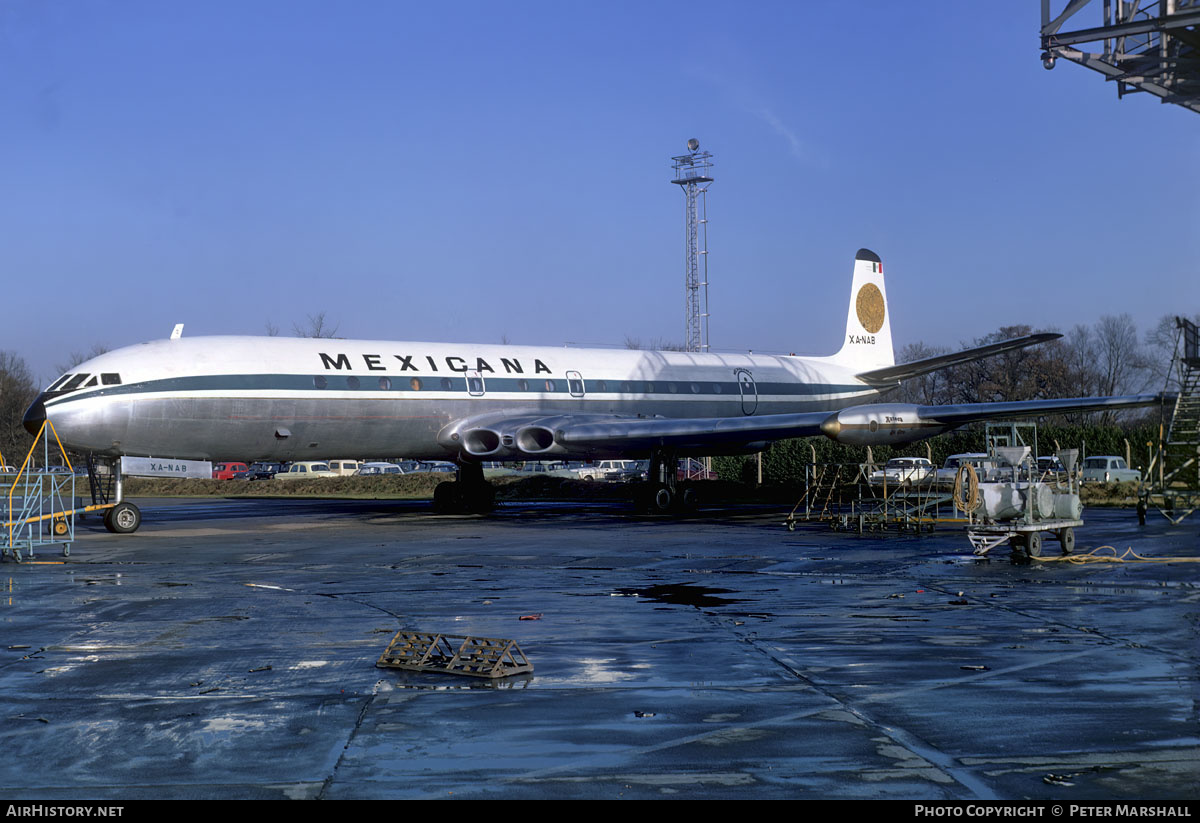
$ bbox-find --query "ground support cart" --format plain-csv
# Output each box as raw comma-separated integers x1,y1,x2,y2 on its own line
967,518,1081,560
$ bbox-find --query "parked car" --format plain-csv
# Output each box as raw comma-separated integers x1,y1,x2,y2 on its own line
275,461,339,479
575,460,641,481
355,462,404,476
1081,456,1141,484
481,461,523,478
243,462,284,480
935,453,996,486
326,459,361,477
213,462,250,480
1036,456,1068,480
869,457,934,486
422,461,458,474
390,460,457,474
515,461,570,476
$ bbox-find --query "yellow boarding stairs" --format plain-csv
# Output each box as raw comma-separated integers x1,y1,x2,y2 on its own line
2,421,119,562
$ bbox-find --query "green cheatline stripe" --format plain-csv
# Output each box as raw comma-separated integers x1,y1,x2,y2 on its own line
44,373,868,406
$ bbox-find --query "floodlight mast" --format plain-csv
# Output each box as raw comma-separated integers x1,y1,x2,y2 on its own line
670,140,714,353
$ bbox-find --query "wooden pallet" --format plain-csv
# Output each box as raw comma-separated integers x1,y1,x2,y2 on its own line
376,631,533,678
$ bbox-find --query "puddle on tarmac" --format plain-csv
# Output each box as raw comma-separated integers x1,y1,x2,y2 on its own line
612,583,746,608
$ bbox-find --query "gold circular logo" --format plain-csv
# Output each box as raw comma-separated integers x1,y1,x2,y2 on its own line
855,283,885,334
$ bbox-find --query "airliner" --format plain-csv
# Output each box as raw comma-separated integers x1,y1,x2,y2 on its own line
22,249,1158,530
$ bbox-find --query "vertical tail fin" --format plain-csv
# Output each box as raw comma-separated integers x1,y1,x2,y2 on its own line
830,248,894,371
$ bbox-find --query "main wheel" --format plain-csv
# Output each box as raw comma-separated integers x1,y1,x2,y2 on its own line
651,485,673,513
463,482,496,514
433,481,462,514
104,502,141,534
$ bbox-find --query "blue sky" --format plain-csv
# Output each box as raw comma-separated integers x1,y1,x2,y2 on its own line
2,1,1196,383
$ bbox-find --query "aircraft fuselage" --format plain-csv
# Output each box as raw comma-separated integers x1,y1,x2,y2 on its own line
30,336,883,462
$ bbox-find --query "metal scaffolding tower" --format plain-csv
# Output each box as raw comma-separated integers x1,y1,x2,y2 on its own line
1142,316,1200,522
1041,0,1200,114
671,140,713,353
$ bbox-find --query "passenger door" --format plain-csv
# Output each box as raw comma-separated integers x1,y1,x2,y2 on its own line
466,370,485,397
567,371,585,398
736,368,758,415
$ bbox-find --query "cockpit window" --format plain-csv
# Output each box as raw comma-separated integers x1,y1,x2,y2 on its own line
101,373,121,385
84,376,98,387
60,374,90,392
47,374,73,391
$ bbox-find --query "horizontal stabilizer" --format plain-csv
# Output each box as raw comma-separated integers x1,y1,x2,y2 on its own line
855,333,1062,386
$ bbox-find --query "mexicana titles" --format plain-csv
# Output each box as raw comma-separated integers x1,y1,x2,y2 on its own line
318,352,552,375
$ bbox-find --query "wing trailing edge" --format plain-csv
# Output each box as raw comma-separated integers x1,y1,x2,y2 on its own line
441,393,1162,460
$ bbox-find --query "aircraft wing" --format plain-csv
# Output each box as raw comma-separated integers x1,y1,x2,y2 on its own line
444,393,1162,458
551,412,830,453
855,333,1062,386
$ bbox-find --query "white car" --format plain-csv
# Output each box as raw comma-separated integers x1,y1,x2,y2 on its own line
1080,456,1140,484
935,453,996,486
326,459,362,476
275,461,339,479
515,461,574,477
355,462,404,476
574,460,642,481
869,457,934,486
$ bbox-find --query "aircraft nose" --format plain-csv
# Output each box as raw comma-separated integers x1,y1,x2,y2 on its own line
22,394,46,436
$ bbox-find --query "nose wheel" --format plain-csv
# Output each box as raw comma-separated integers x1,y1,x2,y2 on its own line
103,502,142,534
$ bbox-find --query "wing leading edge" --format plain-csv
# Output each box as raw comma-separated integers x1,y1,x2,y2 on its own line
444,394,1162,459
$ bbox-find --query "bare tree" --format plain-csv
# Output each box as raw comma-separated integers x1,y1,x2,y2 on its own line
941,325,1072,405
1145,313,1200,391
55,343,110,375
624,335,687,351
293,312,340,339
0,351,37,465
1092,313,1151,398
1042,315,1152,424
892,341,952,405
1062,324,1102,397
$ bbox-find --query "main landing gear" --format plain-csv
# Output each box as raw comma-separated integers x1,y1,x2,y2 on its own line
632,449,698,514
433,461,496,514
